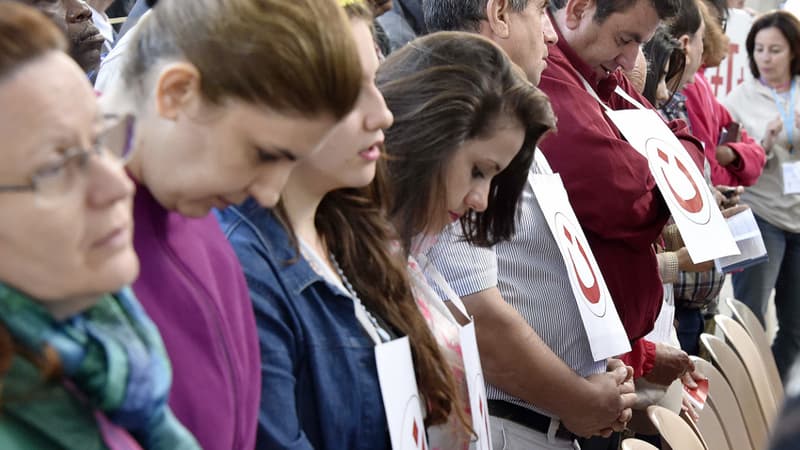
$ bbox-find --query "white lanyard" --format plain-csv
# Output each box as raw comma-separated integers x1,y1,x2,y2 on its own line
413,253,471,323
299,239,386,345
577,72,648,112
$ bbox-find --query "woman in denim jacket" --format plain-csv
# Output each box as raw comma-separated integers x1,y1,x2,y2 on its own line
218,2,466,449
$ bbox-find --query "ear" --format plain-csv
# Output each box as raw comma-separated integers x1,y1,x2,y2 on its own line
153,62,202,121
564,0,592,30
678,34,692,66
485,0,511,39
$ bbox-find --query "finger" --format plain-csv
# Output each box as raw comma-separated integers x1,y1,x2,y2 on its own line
611,366,628,384
681,371,698,389
620,392,638,409
618,380,636,395
607,358,624,372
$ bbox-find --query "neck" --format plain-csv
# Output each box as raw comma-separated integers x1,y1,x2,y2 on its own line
762,75,793,92
45,295,103,321
281,172,328,249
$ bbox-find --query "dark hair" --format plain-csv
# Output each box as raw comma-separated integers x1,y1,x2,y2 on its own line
423,0,529,33
276,6,473,432
549,0,679,22
666,0,702,39
0,1,67,394
745,10,800,79
595,0,680,22
643,26,685,106
377,31,555,250
0,2,66,80
123,0,362,119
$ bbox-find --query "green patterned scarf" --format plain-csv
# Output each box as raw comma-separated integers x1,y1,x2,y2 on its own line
0,283,199,450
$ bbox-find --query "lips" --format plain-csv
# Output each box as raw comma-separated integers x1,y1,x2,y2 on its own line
448,211,462,222
91,224,130,250
73,23,105,47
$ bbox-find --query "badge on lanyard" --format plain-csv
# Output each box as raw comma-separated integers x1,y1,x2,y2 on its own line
783,160,800,195
528,167,631,361
578,77,740,263
375,337,430,450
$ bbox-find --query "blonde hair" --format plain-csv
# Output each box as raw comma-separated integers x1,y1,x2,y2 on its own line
699,0,729,68
123,0,362,119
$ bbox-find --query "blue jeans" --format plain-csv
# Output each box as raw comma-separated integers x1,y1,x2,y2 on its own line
732,214,800,380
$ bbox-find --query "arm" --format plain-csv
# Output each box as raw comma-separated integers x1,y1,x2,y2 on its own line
711,105,766,186
247,273,315,450
465,287,635,437
230,236,315,450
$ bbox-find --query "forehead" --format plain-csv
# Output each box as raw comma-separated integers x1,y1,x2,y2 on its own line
755,26,789,45
0,53,96,160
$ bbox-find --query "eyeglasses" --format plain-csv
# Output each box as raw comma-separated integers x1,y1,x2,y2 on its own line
0,114,135,197
720,17,728,33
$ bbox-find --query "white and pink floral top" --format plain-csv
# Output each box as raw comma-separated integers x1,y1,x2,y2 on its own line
408,235,472,450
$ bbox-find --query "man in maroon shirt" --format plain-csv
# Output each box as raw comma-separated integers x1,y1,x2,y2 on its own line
539,0,701,385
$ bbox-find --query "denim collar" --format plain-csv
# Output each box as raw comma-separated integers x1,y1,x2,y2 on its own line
223,198,320,296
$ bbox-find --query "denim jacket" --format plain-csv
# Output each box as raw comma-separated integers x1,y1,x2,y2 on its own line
216,199,390,450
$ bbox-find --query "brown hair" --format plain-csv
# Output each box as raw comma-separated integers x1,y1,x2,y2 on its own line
699,0,729,68
746,10,800,79
0,2,66,393
0,2,66,81
377,31,555,250
123,0,362,119
276,3,473,431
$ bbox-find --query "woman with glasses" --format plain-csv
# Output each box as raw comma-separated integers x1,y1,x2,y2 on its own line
724,11,800,380
98,0,363,449
0,3,198,449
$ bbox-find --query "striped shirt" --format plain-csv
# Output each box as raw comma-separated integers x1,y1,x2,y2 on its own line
425,155,607,419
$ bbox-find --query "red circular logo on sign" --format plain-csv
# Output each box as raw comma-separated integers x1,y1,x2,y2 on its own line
646,137,711,225
401,395,427,450
554,212,607,318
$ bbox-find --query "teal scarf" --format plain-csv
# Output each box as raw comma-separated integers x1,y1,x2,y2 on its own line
0,283,199,450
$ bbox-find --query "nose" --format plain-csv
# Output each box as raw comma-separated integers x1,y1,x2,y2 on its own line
248,162,295,208
86,155,135,208
543,13,558,46
65,0,92,24
363,85,393,132
616,43,640,72
464,182,490,213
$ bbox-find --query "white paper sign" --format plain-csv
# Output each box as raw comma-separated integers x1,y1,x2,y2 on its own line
714,208,768,273
783,161,800,194
607,109,740,263
644,284,676,344
375,337,430,450
530,172,631,361
459,322,493,450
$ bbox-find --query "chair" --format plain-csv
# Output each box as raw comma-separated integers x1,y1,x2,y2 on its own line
726,297,784,402
621,438,660,450
691,357,754,450
683,404,730,450
647,405,707,450
701,334,769,450
715,315,779,426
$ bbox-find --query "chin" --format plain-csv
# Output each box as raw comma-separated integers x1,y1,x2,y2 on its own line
174,200,214,218
93,251,141,294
